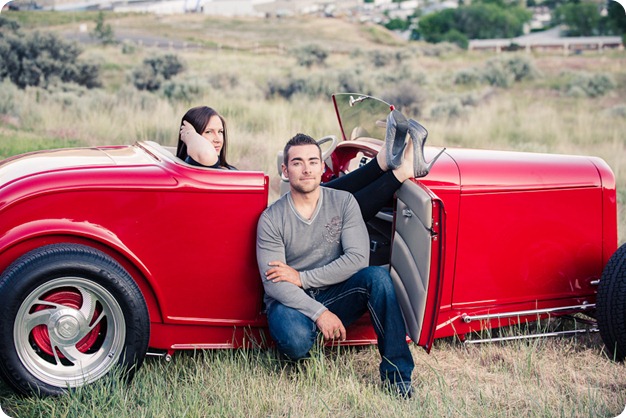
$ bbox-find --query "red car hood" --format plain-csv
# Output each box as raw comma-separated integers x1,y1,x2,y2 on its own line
444,148,605,192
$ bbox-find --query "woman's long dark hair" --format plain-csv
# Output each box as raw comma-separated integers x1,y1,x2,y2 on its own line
176,106,231,169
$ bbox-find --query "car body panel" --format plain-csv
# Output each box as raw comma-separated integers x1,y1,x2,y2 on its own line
331,93,617,342
0,95,619,357
0,142,271,350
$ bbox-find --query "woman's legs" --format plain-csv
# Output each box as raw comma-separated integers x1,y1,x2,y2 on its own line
322,140,414,223
323,158,401,223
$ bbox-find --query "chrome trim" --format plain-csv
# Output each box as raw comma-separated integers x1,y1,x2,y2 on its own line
461,303,594,323
146,350,172,361
464,328,598,344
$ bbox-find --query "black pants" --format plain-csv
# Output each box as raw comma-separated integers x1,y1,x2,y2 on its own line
322,159,401,223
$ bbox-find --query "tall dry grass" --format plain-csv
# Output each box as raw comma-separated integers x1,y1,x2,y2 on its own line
1,333,625,417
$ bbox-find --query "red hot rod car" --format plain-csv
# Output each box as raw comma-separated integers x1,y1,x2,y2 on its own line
0,93,623,396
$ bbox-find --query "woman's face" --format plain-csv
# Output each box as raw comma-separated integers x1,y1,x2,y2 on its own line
201,115,225,154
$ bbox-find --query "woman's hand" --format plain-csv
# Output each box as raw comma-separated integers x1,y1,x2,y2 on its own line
179,120,198,144
179,120,219,166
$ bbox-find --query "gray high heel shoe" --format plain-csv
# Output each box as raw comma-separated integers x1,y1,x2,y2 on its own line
385,110,409,170
407,119,446,178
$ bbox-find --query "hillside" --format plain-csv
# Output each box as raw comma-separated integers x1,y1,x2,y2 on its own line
0,11,625,245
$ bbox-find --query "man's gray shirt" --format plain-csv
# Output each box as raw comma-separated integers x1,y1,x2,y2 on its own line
256,187,369,321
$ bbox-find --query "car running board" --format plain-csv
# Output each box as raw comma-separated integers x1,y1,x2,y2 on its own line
461,303,595,323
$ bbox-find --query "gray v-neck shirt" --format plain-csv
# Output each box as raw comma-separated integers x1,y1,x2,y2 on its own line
256,187,369,321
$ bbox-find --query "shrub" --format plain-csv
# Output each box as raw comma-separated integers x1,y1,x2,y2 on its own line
161,80,204,102
207,72,239,90
0,79,20,115
454,67,482,85
121,41,137,55
375,67,428,91
0,15,20,33
381,82,426,117
0,30,101,89
482,55,539,87
131,65,164,92
564,72,616,98
369,49,394,67
131,54,185,91
291,44,328,68
482,60,514,88
498,55,539,82
146,54,185,80
419,42,460,57
429,92,481,120
604,104,626,118
265,70,371,100
430,97,465,119
265,76,306,100
335,70,369,93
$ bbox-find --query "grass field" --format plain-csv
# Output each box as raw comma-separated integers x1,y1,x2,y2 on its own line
0,11,625,417
1,332,625,417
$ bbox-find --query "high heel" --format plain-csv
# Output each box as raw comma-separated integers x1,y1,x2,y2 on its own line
385,110,409,170
407,119,446,178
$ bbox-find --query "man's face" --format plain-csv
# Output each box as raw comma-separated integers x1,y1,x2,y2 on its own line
282,144,324,195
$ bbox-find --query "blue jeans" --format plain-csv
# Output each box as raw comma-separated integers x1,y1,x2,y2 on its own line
266,266,414,386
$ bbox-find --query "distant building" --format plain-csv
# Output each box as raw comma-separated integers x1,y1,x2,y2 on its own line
469,27,623,53
529,6,552,31
420,0,457,15
195,0,270,16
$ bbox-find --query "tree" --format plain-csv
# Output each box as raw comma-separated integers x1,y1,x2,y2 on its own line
416,2,531,47
91,11,116,45
385,17,411,31
415,9,457,43
603,1,626,36
553,2,601,36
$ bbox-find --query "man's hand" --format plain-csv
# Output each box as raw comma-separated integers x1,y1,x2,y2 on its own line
315,310,346,341
265,261,302,287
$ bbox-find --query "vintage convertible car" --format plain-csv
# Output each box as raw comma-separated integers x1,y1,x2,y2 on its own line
0,93,623,396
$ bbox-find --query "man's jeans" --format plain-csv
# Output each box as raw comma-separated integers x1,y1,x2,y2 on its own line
266,266,414,386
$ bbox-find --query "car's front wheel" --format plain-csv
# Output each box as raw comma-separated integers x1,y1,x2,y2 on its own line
597,243,626,362
0,243,150,395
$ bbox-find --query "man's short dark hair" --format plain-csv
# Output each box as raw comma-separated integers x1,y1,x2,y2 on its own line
283,133,322,166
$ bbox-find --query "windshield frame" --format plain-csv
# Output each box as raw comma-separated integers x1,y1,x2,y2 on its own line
332,93,394,142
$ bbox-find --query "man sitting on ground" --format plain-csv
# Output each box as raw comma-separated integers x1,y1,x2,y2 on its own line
256,133,414,398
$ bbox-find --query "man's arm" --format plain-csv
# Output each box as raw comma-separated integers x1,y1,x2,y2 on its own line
299,194,369,289
256,211,327,321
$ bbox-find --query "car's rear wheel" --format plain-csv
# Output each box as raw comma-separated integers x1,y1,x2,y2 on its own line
597,243,626,361
0,243,150,395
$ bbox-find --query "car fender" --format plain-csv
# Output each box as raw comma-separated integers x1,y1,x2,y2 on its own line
0,218,164,323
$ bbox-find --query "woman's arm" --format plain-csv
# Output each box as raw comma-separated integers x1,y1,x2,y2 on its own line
180,120,219,166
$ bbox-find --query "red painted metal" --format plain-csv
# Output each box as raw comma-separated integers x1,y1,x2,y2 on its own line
0,109,618,354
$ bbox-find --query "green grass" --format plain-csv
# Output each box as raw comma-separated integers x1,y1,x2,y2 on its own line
1,333,624,417
3,10,102,27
